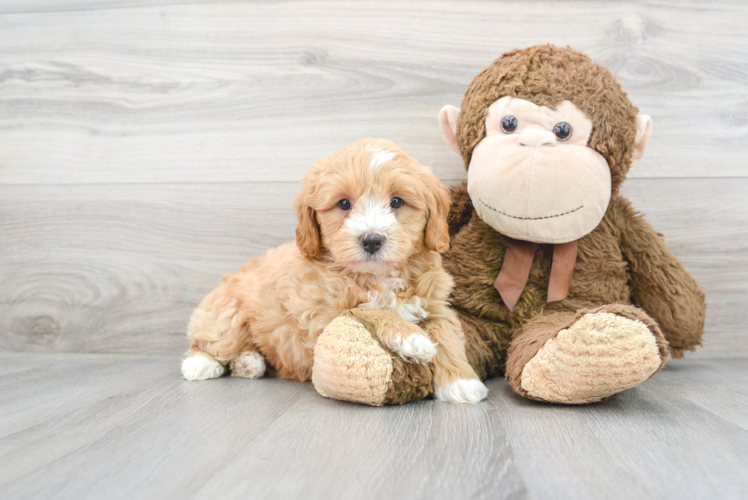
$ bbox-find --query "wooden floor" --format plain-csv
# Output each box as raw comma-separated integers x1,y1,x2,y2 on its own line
1,351,746,500
1,0,747,357
2,1,748,499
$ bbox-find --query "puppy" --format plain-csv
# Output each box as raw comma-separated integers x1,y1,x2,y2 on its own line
182,138,488,404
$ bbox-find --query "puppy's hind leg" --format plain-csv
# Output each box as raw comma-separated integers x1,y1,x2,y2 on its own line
183,282,253,381
182,351,226,381
230,351,267,379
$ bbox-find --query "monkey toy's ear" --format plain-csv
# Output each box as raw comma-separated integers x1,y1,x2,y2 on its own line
438,105,461,153
632,114,653,165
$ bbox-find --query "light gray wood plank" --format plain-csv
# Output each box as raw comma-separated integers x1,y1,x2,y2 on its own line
0,352,527,500
640,359,748,431
0,1,747,184
0,182,299,354
0,352,180,438
2,352,747,499
5,0,746,14
1,178,746,356
619,179,748,359
0,0,222,13
0,1,745,498
196,383,525,500
489,358,748,500
0,352,313,500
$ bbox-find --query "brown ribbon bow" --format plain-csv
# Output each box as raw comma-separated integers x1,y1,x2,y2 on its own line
493,239,579,311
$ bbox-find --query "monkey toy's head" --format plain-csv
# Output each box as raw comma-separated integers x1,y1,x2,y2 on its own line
439,45,652,244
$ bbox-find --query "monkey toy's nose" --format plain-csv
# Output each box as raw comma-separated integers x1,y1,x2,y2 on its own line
361,233,384,254
519,129,556,147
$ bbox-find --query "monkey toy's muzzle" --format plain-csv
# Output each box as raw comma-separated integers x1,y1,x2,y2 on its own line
467,133,611,244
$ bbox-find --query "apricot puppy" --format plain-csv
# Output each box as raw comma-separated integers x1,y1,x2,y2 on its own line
182,138,488,404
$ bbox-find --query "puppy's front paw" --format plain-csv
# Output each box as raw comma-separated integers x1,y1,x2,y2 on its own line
391,334,437,363
182,354,225,381
435,378,489,404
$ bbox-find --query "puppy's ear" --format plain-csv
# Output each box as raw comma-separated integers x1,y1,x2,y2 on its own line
424,172,451,253
294,188,321,258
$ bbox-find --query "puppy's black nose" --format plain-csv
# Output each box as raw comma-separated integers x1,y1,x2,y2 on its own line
361,233,383,254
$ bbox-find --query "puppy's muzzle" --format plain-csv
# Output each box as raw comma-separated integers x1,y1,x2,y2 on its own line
360,233,384,254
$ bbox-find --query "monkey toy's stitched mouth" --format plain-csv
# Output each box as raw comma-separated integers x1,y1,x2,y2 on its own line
479,199,584,221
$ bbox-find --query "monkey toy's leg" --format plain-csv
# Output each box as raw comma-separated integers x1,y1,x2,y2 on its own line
312,308,492,406
312,310,434,406
505,304,671,404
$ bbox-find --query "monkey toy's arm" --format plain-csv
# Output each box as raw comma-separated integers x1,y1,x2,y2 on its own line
614,196,706,358
447,182,473,237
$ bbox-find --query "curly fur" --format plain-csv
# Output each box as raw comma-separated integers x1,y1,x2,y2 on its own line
457,44,639,192
376,45,705,404
184,138,479,389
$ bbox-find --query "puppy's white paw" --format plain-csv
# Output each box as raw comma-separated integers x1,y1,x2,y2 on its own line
182,355,225,381
435,378,489,404
391,334,437,363
230,351,266,379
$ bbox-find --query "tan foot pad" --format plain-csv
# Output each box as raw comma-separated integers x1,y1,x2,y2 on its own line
312,316,394,406
520,312,662,404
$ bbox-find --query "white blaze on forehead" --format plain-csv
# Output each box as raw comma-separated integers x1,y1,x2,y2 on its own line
344,194,397,237
369,149,396,170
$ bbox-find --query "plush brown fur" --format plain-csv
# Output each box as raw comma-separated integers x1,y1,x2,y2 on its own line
445,184,705,374
443,181,699,403
344,310,435,405
442,46,705,379
505,304,670,401
311,45,706,405
457,45,638,193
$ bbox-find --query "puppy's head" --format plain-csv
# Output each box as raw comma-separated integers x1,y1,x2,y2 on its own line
294,138,450,272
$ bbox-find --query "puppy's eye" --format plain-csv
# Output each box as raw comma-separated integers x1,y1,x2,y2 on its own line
500,115,518,133
553,122,572,141
338,199,352,210
390,197,404,209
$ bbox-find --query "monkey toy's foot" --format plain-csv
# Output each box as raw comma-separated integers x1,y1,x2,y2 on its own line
506,304,671,404
312,313,433,406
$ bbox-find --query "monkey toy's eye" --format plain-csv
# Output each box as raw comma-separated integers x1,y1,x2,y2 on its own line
500,115,518,133
553,122,572,141
338,199,352,210
390,197,404,209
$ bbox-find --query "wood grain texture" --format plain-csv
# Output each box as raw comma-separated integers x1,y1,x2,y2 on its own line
0,1,746,357
489,358,748,500
0,182,299,353
0,0,747,184
1,178,746,356
0,352,527,500
1,2,745,499
1,352,746,499
0,0,260,13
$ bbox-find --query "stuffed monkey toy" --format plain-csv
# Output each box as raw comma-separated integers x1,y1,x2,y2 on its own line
312,45,706,405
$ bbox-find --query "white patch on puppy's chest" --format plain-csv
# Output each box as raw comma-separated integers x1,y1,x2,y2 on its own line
392,299,430,324
357,277,429,323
